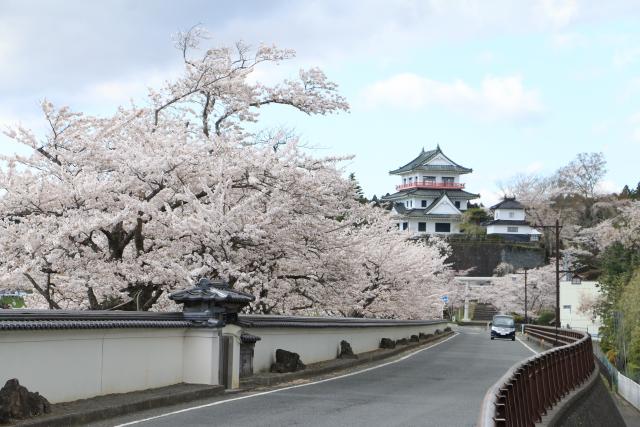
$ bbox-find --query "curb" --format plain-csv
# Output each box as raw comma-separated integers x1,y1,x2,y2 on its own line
241,330,455,389
12,384,225,427
539,365,600,427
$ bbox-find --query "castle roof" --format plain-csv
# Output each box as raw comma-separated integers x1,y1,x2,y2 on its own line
381,188,479,201
389,145,472,175
490,197,525,210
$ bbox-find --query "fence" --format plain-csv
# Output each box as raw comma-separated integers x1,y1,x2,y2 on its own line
593,344,618,389
593,343,640,412
618,372,640,412
478,325,594,427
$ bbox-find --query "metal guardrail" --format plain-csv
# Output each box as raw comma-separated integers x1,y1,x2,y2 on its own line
478,325,594,427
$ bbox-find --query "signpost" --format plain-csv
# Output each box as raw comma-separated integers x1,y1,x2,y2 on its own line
440,295,450,320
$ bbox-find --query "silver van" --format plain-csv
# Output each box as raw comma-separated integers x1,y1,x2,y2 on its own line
490,314,516,341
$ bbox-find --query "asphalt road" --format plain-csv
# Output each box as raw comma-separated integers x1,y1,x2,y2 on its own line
105,327,534,427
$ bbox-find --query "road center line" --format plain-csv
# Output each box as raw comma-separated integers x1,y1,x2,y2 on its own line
517,336,539,354
114,332,459,426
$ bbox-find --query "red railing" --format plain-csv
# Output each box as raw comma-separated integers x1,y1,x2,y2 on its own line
478,325,595,427
395,182,465,191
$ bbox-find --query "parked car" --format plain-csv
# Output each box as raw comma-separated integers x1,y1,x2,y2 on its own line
490,314,516,341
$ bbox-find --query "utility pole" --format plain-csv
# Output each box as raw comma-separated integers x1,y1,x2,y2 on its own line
532,220,562,345
525,268,528,324
555,219,560,344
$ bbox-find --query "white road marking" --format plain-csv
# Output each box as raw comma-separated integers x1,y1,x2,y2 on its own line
114,333,460,426
517,336,539,354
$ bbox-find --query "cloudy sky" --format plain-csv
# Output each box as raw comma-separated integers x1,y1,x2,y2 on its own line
1,0,640,205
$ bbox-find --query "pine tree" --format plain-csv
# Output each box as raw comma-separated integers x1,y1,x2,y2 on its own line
620,185,632,199
349,173,368,204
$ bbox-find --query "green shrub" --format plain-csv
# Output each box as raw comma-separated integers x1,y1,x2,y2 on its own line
535,310,555,326
0,296,25,308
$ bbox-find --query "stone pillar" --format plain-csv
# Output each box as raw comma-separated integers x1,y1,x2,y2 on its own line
240,333,261,378
463,283,470,321
222,324,242,389
183,328,222,385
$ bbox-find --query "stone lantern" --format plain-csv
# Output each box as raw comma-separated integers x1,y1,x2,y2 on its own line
169,278,255,326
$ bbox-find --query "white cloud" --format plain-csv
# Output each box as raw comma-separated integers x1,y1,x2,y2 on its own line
80,70,173,106
361,73,544,122
478,187,504,207
550,32,586,49
538,0,579,28
597,179,619,194
526,161,544,173
613,47,640,67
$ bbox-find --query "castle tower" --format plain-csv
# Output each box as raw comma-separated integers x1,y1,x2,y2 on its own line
381,145,479,234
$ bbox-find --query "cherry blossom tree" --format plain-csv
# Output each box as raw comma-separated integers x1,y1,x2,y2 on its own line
0,29,451,318
464,263,557,317
582,200,640,250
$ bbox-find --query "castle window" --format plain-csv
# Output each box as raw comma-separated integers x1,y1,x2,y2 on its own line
423,176,435,183
435,223,451,233
402,222,408,230
507,226,519,233
454,201,460,208
418,222,426,232
421,200,427,207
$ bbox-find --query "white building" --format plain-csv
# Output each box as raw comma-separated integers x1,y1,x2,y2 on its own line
484,197,542,242
381,145,479,234
560,278,602,338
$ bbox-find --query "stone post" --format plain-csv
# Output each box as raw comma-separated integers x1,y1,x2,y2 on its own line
463,283,470,321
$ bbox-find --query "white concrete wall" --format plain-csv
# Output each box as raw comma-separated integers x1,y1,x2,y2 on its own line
559,281,602,336
0,327,221,403
402,219,460,234
494,209,525,220
487,224,535,235
618,372,640,412
245,322,448,373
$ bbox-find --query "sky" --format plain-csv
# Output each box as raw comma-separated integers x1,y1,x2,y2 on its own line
1,0,640,205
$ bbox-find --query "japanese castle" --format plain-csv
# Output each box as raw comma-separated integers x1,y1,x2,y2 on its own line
484,197,542,241
381,145,479,234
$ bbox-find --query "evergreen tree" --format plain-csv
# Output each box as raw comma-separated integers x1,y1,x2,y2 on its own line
349,173,368,204
620,185,632,199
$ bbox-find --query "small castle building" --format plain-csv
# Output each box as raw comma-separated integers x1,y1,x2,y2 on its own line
483,197,541,242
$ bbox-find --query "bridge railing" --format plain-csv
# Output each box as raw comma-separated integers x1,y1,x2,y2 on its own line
478,325,594,427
